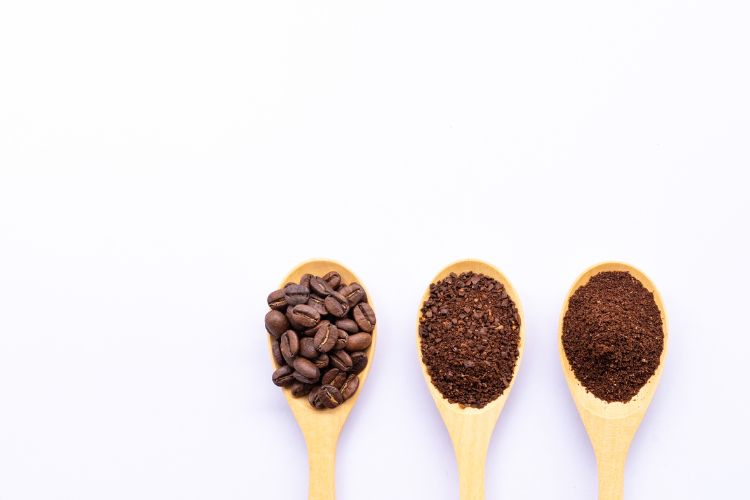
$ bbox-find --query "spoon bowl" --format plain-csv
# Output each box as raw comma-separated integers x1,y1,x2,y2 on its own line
559,262,668,500
417,259,525,500
269,259,377,500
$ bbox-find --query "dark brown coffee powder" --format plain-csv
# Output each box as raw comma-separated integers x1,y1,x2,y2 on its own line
419,271,521,408
562,271,664,403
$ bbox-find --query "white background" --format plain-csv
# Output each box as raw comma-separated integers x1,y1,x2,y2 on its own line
1,1,749,499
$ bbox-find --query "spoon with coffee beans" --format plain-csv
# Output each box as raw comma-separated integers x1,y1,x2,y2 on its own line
559,262,668,500
266,260,376,500
417,259,525,500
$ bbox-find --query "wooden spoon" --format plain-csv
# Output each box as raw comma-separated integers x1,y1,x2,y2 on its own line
559,262,668,500
417,259,525,500
269,259,377,500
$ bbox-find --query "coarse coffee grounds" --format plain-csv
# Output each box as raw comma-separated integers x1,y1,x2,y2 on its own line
419,271,521,408
562,271,664,403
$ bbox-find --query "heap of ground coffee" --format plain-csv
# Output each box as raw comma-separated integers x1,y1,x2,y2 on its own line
419,271,521,408
266,272,375,409
562,271,663,403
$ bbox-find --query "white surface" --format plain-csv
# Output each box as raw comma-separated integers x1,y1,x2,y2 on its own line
1,1,749,499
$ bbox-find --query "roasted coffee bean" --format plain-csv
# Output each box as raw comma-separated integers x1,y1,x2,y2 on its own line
310,276,332,296
300,274,312,289
340,374,359,400
313,353,330,369
293,357,320,381
323,271,342,289
353,302,376,332
321,368,341,386
307,295,328,316
330,371,347,389
335,318,359,333
345,332,372,352
299,337,318,359
335,330,348,350
293,371,318,384
304,319,330,337
291,382,313,397
285,306,306,330
313,323,338,353
324,291,349,318
280,330,299,364
272,365,295,387
340,283,366,306
308,386,325,409
284,284,309,306
271,339,284,366
318,384,344,408
350,351,368,374
265,310,290,339
267,289,287,310
290,304,320,328
330,350,353,371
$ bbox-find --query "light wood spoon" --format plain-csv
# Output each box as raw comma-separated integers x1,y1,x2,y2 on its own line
417,259,525,500
559,262,668,500
269,259,377,500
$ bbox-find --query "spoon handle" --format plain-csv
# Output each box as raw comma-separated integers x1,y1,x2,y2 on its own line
596,452,626,500
454,440,489,500
305,429,338,500
445,411,498,500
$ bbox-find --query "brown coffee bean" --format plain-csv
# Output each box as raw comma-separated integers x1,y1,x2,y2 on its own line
265,310,290,339
272,365,294,387
330,371,347,389
353,302,376,332
340,283,366,306
280,330,299,364
335,319,359,333
285,306,306,330
321,368,341,386
318,384,344,408
299,337,318,359
290,304,320,328
350,351,368,374
313,353,329,369
310,276,332,296
308,386,324,409
284,284,309,306
323,271,342,289
270,339,283,366
345,332,372,352
293,371,318,384
330,350,353,371
300,274,312,289
313,323,338,353
267,289,287,310
340,374,359,400
291,382,313,397
307,295,327,316
335,330,348,350
293,357,320,381
304,319,330,337
324,291,349,318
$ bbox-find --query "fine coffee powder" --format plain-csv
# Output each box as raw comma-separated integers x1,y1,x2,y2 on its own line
419,272,521,408
562,271,664,403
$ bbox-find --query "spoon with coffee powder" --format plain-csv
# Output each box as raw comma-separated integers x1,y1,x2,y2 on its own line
267,259,377,500
417,259,524,500
560,262,668,500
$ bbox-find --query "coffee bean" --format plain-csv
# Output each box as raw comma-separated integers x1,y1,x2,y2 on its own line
310,276,332,296
321,368,341,386
272,365,294,387
291,382,313,397
265,310,290,339
304,319,330,337
350,351,368,374
285,306,306,330
271,339,284,366
267,289,287,310
299,337,318,359
330,350,353,371
335,319,359,333
284,284,309,306
308,386,324,409
324,291,350,318
353,302,376,332
340,374,359,400
323,271,342,289
330,371,347,389
307,295,328,316
345,332,372,352
318,385,344,408
313,323,338,353
313,353,330,369
335,330,348,350
290,304,320,328
340,283,366,306
280,330,299,364
293,357,320,381
300,274,312,289
293,371,318,384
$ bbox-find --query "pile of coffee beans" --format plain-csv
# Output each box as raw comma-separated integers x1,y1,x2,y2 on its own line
419,271,521,408
562,271,664,403
266,272,375,409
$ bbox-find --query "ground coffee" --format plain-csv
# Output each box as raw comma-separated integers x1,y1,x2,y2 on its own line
562,271,663,403
419,271,520,408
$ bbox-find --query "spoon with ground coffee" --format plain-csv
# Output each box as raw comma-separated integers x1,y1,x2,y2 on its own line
559,262,668,500
268,259,377,500
417,259,525,500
